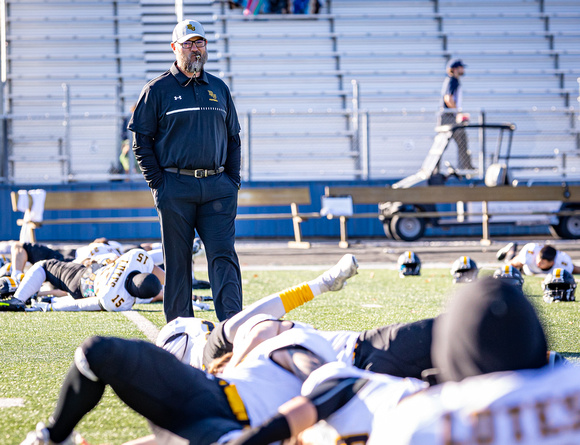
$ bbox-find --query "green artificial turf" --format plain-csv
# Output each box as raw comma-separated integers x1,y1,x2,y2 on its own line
1,268,578,444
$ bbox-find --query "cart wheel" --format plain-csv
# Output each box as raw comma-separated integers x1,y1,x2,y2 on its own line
390,213,425,242
553,214,580,239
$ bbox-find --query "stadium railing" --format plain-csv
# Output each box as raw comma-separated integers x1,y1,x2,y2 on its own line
11,187,321,249
323,184,580,247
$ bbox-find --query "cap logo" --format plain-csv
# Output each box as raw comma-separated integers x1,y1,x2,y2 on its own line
187,24,195,32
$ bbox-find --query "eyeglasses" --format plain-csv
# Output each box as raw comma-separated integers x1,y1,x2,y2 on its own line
179,40,206,49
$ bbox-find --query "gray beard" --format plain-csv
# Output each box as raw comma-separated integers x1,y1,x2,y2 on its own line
178,52,208,75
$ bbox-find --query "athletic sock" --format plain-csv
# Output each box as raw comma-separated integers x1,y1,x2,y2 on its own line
14,263,46,303
279,283,315,313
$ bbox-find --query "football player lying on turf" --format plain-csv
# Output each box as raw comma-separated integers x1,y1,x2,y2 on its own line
0,248,164,312
228,278,564,445
0,239,123,279
158,253,361,369
21,318,339,445
497,242,580,276
19,254,359,444
0,238,199,289
217,313,435,381
157,253,435,380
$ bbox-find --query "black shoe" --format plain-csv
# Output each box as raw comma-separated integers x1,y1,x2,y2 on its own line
0,297,26,311
496,242,518,261
192,279,211,290
193,294,213,302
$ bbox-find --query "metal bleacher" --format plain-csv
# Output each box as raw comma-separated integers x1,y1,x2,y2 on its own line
2,0,579,183
4,0,145,183
216,0,580,181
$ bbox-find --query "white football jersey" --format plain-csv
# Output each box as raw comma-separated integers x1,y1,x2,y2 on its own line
80,249,154,311
371,364,580,445
232,314,314,352
300,362,426,445
156,314,357,375
233,315,360,366
156,317,216,369
516,243,574,276
316,330,360,365
73,242,121,263
223,327,338,428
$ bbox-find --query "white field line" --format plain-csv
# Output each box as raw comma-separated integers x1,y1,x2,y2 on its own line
123,311,160,343
0,398,25,408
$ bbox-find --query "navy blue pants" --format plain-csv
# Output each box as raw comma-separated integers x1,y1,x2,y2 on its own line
153,171,242,322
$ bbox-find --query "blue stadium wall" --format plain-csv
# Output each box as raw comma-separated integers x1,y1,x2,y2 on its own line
0,181,550,242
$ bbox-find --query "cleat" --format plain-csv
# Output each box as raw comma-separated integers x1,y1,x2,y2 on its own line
30,300,52,312
192,302,210,311
21,422,51,445
21,422,87,445
0,296,26,311
319,254,359,292
192,278,211,290
496,242,518,261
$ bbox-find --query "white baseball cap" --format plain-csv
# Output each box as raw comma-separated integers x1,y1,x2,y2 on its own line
172,19,206,44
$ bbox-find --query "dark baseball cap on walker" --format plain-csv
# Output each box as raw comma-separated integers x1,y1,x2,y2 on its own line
447,59,466,70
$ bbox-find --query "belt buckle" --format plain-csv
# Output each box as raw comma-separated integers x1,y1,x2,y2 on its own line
194,169,206,178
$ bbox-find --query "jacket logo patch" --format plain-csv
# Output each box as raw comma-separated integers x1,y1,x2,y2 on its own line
174,96,182,100
208,91,218,102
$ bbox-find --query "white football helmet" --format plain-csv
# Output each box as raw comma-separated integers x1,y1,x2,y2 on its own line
0,274,22,297
451,256,479,283
492,264,524,289
156,317,216,368
397,251,421,277
542,268,576,303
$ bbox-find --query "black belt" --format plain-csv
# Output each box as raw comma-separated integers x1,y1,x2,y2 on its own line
165,166,224,178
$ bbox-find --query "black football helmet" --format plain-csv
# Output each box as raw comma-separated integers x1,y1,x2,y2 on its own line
542,268,576,303
492,264,524,289
398,251,421,277
451,256,479,283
